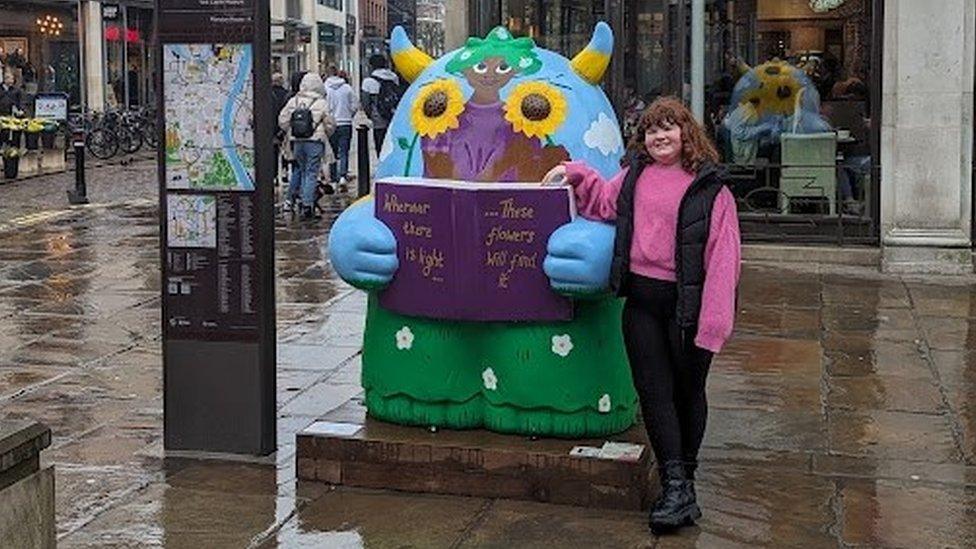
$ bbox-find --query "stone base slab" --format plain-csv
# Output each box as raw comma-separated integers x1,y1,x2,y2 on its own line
296,402,653,510
882,245,974,275
0,467,54,549
743,243,880,267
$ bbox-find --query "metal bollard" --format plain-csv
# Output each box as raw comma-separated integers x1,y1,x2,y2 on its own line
67,130,89,205
356,125,371,198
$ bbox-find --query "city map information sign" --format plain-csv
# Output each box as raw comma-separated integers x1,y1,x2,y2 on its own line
163,43,259,338
164,44,255,192
162,43,260,338
157,0,274,455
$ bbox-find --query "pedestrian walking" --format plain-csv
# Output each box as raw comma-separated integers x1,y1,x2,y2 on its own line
270,72,290,189
324,65,358,192
543,97,741,535
360,55,402,156
278,72,336,221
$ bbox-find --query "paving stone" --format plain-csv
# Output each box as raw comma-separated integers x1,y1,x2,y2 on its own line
840,479,976,548
827,409,963,462
261,488,486,548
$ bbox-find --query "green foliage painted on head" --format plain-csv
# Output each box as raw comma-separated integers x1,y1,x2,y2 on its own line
445,27,542,76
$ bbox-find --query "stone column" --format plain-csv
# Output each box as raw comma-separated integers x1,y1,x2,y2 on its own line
444,0,469,51
81,0,105,111
880,0,976,274
304,0,320,73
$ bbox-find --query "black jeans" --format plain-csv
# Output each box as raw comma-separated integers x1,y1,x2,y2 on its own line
329,125,353,182
622,275,713,469
373,127,387,157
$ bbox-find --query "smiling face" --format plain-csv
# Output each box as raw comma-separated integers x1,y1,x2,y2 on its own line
644,122,683,166
463,57,518,103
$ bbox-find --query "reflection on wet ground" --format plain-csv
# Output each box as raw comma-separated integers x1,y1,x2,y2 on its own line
1,169,975,546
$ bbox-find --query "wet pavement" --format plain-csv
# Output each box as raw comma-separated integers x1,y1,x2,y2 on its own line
1,161,976,547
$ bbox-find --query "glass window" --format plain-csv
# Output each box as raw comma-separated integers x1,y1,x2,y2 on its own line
701,0,876,230
124,7,153,108
103,4,126,109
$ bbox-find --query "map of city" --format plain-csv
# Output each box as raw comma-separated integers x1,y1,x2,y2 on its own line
164,44,254,191
168,194,217,249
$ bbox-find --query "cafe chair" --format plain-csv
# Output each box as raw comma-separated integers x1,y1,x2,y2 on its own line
779,132,837,215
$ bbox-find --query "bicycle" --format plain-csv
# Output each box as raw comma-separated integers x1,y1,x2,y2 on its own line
69,111,120,160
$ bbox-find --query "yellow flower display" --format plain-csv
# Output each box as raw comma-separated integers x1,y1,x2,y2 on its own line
410,78,465,139
503,81,568,142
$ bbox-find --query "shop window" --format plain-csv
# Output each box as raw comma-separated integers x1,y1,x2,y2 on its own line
0,3,80,108
702,0,876,237
102,6,153,110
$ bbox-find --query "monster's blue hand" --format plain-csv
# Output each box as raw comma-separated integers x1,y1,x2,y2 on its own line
328,198,399,291
544,217,615,298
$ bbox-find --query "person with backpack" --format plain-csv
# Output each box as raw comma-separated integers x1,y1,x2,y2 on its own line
325,65,359,192
278,72,336,221
361,54,402,155
543,97,741,535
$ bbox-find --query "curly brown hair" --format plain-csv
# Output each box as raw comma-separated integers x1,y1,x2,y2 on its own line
626,96,719,173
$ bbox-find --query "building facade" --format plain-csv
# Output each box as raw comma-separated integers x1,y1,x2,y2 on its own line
0,0,155,114
416,0,446,58
458,0,975,273
359,0,387,78
388,0,417,40
0,0,362,114
271,0,361,84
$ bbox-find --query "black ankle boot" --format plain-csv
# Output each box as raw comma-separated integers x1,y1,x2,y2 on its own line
649,461,701,534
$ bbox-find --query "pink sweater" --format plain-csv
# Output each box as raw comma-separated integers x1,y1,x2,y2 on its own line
564,161,741,353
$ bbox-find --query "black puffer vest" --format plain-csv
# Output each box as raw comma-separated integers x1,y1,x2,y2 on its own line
609,158,727,330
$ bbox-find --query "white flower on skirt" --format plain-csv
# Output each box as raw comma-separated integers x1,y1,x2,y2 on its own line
551,334,574,357
598,394,612,414
482,367,498,391
395,326,414,350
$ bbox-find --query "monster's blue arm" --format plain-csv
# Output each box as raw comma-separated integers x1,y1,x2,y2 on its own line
544,217,615,298
327,197,399,291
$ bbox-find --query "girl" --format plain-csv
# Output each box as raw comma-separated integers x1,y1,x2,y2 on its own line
544,97,740,534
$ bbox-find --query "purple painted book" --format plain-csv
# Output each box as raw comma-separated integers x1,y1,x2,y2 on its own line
375,177,576,322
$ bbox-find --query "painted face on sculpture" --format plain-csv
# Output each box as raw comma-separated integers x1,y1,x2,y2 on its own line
378,24,624,183
463,57,518,103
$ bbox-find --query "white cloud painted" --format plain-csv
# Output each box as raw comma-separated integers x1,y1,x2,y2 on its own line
583,112,623,157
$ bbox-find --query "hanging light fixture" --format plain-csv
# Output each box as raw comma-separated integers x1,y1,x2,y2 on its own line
37,14,64,37
809,0,846,13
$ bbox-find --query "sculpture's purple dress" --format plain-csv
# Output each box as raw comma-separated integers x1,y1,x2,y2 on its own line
422,102,522,182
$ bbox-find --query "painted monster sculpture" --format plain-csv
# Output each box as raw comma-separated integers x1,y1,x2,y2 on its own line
329,24,637,437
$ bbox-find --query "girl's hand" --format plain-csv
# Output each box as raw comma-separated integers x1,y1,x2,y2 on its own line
542,164,567,186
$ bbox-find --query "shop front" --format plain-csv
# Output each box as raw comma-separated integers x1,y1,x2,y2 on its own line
0,1,77,181
0,0,80,107
469,0,883,244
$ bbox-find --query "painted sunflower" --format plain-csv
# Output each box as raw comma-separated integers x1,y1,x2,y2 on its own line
503,81,568,143
410,78,465,139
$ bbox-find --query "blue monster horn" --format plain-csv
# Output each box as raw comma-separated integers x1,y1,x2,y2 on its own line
571,22,613,84
391,26,434,83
